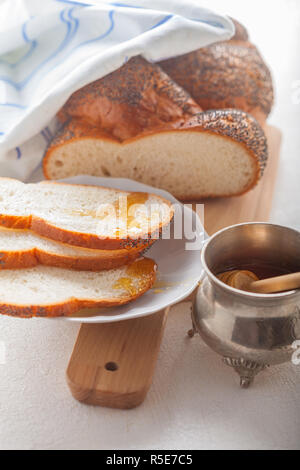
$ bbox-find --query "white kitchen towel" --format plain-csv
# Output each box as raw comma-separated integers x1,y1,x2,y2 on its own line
0,0,234,181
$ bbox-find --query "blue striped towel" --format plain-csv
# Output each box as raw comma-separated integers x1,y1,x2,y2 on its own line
0,0,234,180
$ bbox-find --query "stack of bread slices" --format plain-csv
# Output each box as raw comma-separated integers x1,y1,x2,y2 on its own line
0,178,173,318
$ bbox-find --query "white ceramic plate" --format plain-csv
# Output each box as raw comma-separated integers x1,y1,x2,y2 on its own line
54,176,204,323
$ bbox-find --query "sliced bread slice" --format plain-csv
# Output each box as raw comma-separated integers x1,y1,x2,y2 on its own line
0,257,156,318
0,227,151,271
0,179,173,249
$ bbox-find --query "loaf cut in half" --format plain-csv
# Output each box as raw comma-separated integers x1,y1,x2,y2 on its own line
44,56,268,198
43,109,268,200
0,227,150,271
0,179,173,249
159,37,273,124
0,258,156,318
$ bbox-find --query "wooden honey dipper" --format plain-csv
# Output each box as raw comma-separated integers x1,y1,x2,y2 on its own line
217,270,300,294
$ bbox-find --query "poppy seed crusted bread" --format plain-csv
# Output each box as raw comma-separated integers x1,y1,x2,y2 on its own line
160,41,273,124
43,56,268,199
57,56,201,141
159,17,273,124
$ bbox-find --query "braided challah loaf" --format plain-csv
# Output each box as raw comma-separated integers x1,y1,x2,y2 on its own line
43,55,267,199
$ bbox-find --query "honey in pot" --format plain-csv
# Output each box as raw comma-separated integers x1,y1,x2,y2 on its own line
217,262,294,292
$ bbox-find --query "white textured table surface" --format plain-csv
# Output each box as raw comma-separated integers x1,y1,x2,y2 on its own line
0,0,300,450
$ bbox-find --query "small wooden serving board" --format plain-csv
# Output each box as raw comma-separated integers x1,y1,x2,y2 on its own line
67,125,281,408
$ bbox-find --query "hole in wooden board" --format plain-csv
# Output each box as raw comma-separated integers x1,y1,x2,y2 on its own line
105,361,118,371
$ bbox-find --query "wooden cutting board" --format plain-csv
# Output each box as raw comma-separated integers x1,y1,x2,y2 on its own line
66,125,281,408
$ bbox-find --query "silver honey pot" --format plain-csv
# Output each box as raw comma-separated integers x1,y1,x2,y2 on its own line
189,223,300,388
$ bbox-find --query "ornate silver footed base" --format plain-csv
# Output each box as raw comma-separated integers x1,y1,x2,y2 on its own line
223,357,269,388
187,311,270,388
